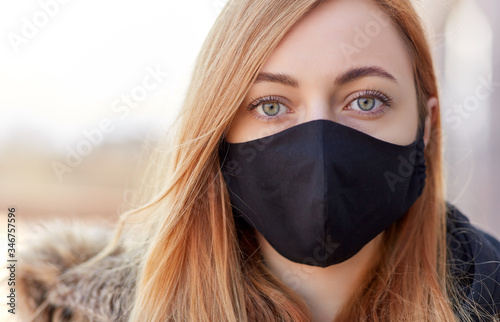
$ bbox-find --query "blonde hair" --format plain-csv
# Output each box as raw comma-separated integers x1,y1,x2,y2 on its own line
89,0,479,320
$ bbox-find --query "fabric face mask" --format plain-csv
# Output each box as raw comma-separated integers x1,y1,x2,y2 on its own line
219,119,426,267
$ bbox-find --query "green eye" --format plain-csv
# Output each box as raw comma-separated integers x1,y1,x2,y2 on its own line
357,97,375,111
262,102,281,116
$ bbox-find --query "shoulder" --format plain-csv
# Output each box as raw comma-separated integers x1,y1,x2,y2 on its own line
17,221,135,322
445,203,500,319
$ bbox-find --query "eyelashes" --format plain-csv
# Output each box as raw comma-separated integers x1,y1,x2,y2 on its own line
350,89,393,107
247,95,288,110
245,89,394,121
246,95,290,121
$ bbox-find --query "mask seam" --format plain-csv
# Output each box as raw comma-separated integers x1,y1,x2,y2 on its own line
322,121,328,267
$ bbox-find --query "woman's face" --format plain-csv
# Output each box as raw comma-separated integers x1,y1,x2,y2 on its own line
227,0,421,145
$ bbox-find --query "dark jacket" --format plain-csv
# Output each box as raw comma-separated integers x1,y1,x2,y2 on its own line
446,204,500,320
16,205,500,321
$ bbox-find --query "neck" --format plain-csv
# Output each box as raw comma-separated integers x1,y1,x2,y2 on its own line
258,233,383,322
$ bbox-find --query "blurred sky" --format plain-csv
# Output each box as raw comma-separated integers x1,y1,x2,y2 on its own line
0,0,222,150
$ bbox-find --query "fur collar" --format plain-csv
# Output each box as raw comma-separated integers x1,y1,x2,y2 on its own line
18,221,135,321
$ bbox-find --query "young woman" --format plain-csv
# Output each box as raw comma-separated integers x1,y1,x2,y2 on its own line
19,0,500,321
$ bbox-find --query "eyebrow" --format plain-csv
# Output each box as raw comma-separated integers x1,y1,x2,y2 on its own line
254,66,397,87
255,72,299,87
335,66,397,85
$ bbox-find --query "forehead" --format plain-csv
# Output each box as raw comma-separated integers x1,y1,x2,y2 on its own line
261,0,414,86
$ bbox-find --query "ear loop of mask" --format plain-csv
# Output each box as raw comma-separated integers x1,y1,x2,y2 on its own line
417,115,426,141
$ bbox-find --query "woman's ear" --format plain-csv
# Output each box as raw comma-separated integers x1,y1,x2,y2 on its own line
424,97,438,147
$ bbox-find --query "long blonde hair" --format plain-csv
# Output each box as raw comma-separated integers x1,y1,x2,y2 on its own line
92,0,466,320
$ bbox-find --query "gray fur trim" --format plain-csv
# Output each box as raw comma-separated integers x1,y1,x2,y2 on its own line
17,221,135,321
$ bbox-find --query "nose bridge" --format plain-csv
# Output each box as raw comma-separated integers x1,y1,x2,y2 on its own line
303,96,336,123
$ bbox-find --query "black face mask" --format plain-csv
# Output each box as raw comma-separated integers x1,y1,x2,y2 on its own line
219,119,426,267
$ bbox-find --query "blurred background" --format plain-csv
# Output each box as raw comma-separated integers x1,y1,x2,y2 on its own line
417,0,500,238
0,0,499,316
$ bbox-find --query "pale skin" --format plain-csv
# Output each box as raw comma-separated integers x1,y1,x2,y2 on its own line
226,0,437,320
